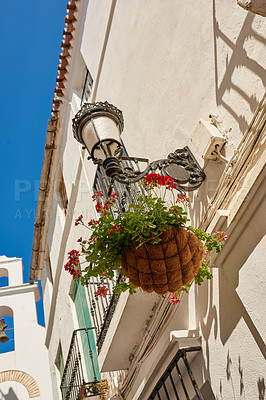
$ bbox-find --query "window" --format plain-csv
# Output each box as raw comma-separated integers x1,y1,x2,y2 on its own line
81,69,93,104
55,342,64,379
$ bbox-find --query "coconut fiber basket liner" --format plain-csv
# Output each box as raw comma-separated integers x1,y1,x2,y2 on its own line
121,226,204,295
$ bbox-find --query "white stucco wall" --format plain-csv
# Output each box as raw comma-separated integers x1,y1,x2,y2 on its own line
80,0,265,161
0,256,53,399
35,0,265,399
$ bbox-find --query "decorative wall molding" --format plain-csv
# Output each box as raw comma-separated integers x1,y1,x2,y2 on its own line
200,92,266,231
0,370,40,398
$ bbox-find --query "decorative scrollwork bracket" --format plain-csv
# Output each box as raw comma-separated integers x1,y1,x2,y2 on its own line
110,146,205,192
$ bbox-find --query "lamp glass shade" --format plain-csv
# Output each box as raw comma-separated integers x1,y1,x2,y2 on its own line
81,116,122,161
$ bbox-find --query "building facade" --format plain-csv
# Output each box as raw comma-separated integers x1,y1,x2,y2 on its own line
30,1,266,399
0,256,53,399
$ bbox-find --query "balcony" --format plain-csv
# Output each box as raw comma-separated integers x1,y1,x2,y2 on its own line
85,273,122,353
60,328,109,400
147,347,204,400
85,271,160,372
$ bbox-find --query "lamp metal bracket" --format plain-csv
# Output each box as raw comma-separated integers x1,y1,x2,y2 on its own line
112,146,205,192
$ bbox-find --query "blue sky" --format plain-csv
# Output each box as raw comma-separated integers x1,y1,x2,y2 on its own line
0,1,68,324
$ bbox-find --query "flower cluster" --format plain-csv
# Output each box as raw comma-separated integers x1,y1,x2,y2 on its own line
88,219,99,226
94,192,119,215
96,286,109,298
145,173,178,189
168,293,181,305
92,191,104,200
176,194,190,204
110,224,123,236
64,250,81,279
214,231,228,243
95,201,109,214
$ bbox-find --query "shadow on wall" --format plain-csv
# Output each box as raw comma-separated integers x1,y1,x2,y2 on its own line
212,0,265,133
258,377,265,400
195,273,219,381
225,352,243,399
0,388,19,400
222,351,265,399
218,191,266,358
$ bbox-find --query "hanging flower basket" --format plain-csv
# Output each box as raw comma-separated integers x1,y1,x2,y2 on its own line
121,227,204,295
65,173,227,302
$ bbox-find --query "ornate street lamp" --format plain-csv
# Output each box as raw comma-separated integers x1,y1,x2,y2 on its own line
72,101,205,191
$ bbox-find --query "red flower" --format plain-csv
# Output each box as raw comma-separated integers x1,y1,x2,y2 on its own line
75,215,83,226
77,237,82,243
64,249,81,279
176,194,189,203
92,191,103,200
95,201,110,215
145,173,178,189
96,286,109,298
109,192,118,198
109,224,123,236
95,201,102,213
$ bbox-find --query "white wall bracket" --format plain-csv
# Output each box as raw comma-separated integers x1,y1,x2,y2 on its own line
191,119,227,162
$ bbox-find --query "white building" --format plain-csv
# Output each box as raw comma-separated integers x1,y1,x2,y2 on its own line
0,256,53,399
30,1,266,399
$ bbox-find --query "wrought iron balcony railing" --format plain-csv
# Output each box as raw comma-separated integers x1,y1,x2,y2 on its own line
148,347,204,400
85,272,122,353
60,328,108,400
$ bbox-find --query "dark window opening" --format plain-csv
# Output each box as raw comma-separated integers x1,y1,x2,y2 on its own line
55,342,64,379
81,69,93,104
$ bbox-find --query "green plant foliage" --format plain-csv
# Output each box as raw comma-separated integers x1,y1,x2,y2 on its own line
64,174,227,298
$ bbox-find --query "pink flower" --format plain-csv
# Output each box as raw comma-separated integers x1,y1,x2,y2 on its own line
214,231,228,243
96,286,109,298
169,294,181,305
